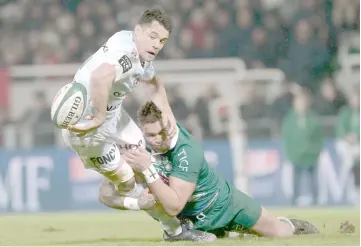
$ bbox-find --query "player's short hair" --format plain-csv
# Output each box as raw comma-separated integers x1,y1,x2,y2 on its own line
138,6,172,33
138,101,163,124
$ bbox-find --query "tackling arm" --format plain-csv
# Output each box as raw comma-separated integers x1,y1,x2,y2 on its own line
146,76,176,125
147,176,196,216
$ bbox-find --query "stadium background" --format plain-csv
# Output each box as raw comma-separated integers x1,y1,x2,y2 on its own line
0,0,359,214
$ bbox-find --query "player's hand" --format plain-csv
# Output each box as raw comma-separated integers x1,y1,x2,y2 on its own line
123,147,151,173
67,115,104,137
163,118,177,140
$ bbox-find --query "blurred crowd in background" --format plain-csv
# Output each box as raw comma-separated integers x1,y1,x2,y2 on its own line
0,0,359,143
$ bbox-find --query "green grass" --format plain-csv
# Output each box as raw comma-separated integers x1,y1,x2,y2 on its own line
0,208,359,245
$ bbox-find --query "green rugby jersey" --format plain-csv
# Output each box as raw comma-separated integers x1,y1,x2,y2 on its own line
151,123,229,216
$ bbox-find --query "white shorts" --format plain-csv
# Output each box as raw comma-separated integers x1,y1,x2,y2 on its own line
62,107,145,177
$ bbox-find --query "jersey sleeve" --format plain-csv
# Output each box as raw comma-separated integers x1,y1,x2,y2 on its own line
102,32,137,82
170,144,202,184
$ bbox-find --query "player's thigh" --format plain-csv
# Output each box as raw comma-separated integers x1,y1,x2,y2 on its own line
63,132,134,184
227,190,292,237
227,190,262,233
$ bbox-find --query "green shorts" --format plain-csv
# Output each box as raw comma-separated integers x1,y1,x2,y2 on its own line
187,182,262,233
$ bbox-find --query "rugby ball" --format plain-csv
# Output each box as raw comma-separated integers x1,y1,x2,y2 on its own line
51,82,88,129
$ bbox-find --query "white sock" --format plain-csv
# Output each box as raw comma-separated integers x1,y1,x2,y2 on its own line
160,215,183,236
146,203,183,236
277,216,296,233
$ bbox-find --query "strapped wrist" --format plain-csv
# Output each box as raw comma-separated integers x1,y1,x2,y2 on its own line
142,164,160,184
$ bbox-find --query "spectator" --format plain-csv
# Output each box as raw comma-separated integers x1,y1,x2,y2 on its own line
263,12,285,61
186,8,210,50
239,83,272,139
197,30,218,58
194,85,220,138
19,91,55,147
184,112,203,141
176,28,197,58
166,86,190,126
313,77,346,116
236,7,254,58
336,87,360,201
291,0,317,26
239,83,270,121
271,82,295,124
243,26,276,68
286,19,329,88
213,8,238,57
282,88,323,206
332,0,359,32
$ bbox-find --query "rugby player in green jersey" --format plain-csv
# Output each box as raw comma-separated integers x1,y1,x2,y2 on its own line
121,100,319,239
100,77,319,239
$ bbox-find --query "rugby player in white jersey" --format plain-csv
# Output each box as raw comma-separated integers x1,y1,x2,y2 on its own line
61,7,216,242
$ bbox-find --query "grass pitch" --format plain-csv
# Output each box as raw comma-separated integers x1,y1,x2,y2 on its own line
0,208,359,246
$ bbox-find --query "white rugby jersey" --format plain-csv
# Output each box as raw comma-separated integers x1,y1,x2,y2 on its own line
74,30,155,120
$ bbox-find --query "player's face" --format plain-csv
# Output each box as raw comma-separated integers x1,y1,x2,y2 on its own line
142,120,171,153
134,21,169,62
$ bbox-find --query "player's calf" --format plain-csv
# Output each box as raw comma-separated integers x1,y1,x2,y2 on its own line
251,208,319,237
250,207,294,238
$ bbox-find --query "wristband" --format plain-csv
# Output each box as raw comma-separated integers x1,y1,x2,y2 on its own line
142,165,160,184
123,197,140,211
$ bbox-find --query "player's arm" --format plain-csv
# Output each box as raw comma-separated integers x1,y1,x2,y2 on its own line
68,60,129,135
88,63,116,124
68,38,135,134
148,76,176,125
143,76,176,138
147,175,196,216
87,52,134,122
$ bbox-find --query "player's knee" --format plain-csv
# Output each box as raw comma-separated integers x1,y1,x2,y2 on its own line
101,159,135,190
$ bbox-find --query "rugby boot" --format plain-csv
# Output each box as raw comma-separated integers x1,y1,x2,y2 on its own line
177,216,194,230
290,218,320,234
163,222,217,242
